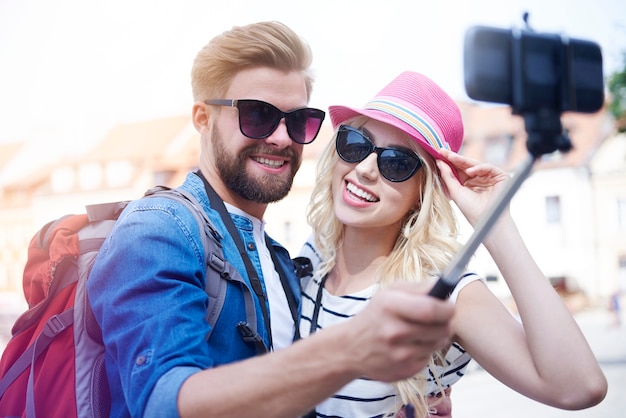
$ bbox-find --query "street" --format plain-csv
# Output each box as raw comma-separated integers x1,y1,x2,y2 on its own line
452,308,626,417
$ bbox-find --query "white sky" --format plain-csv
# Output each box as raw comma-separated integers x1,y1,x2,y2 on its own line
0,0,625,152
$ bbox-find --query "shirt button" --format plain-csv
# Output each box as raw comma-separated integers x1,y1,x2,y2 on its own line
247,242,256,251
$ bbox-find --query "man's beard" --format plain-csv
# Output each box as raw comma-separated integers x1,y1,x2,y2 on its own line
212,128,301,204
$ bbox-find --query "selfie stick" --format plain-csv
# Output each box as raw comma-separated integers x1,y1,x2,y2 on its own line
427,154,534,299
428,110,571,299
426,9,605,299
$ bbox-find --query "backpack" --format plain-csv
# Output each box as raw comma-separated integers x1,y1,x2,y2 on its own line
0,185,293,418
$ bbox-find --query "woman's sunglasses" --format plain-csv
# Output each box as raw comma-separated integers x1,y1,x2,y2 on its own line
205,99,325,144
335,125,423,182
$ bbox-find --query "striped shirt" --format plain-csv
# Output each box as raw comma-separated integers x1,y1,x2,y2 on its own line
298,240,479,417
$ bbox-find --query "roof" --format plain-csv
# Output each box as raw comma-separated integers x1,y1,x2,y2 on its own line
0,141,24,170
80,115,194,163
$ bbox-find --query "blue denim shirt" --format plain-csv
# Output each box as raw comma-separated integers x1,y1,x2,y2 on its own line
87,172,301,417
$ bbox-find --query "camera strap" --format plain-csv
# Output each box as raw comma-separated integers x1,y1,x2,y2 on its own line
195,170,299,350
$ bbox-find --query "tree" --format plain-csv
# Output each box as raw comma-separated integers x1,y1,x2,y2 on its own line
607,51,626,133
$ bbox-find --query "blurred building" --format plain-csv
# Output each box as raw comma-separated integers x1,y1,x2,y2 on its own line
456,103,625,309
0,104,624,311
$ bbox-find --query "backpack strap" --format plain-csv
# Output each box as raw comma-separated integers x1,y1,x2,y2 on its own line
194,172,273,346
0,310,76,418
143,186,266,353
87,190,244,343
85,201,129,222
292,256,313,280
0,309,74,402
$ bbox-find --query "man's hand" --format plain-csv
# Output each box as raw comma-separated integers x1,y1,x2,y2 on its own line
340,282,454,382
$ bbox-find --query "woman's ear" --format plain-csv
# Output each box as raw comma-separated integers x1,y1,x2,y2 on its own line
410,172,426,212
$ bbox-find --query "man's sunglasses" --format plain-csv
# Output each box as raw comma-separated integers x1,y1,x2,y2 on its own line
335,125,423,183
205,99,325,144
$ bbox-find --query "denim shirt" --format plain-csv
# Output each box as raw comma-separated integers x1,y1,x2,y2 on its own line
87,172,301,417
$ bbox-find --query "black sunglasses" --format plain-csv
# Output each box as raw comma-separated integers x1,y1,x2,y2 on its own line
205,99,325,144
335,125,423,182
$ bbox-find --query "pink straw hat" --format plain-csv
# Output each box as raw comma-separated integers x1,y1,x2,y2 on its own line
329,71,464,164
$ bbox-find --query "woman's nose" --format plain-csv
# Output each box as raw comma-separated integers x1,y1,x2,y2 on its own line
354,152,379,180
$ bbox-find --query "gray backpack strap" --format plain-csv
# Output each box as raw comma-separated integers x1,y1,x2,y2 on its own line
143,187,224,334
85,201,129,222
144,186,262,348
204,252,228,337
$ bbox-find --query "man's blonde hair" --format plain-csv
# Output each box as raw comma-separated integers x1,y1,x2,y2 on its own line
191,21,314,102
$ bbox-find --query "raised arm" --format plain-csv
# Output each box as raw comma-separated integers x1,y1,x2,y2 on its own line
437,150,607,409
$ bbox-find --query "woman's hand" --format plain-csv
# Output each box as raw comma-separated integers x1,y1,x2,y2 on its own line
436,149,510,225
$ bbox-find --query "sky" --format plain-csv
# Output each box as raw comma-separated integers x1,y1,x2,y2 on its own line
0,0,625,153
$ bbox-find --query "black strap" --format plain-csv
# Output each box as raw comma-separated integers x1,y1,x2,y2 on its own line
302,275,326,418
292,256,313,281
195,170,277,349
309,275,327,336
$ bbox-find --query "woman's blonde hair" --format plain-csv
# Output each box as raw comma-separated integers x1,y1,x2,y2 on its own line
306,116,461,416
191,21,314,102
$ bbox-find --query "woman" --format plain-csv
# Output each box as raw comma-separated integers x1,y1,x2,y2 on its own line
299,71,607,417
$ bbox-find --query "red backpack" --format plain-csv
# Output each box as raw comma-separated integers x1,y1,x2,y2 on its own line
0,186,268,418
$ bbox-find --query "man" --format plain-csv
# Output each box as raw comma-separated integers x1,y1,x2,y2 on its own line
88,21,454,418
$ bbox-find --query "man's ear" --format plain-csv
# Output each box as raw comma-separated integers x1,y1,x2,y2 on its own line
192,101,210,133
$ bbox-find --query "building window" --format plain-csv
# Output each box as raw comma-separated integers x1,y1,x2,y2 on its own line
549,276,567,292
106,160,134,187
484,134,514,166
154,170,175,186
617,198,626,230
545,195,561,224
50,166,76,193
283,221,292,244
78,163,104,190
619,255,626,290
